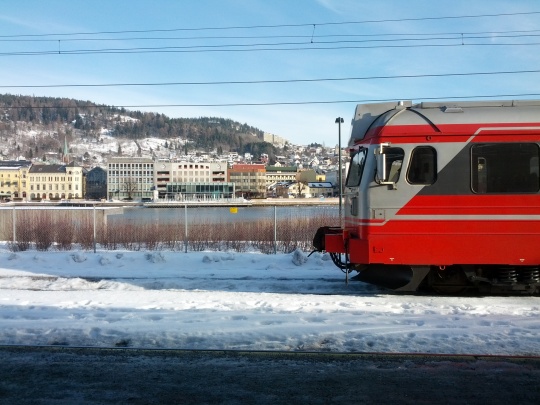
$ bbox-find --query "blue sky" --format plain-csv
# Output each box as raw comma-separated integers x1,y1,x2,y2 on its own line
1,0,540,146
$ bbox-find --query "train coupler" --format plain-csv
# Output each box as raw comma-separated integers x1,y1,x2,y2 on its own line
312,226,342,252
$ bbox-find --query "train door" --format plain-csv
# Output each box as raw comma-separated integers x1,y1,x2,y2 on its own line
344,147,367,221
371,144,406,219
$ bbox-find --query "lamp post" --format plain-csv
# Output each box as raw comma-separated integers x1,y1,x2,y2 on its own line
335,117,344,225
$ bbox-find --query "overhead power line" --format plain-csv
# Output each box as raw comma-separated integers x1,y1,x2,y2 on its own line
2,69,540,88
2,41,540,57
2,10,539,56
1,11,539,38
4,93,540,109
1,28,539,43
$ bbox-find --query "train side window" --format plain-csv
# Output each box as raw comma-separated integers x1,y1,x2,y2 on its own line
471,143,540,193
379,147,405,184
345,148,367,187
407,146,437,185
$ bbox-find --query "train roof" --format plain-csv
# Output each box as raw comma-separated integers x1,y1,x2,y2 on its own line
348,99,540,145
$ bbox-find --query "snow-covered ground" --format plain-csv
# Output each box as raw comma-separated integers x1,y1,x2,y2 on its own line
0,245,539,355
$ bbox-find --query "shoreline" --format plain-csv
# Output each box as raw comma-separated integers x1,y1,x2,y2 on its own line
0,197,339,209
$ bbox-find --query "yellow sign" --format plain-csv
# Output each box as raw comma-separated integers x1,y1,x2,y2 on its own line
229,207,238,214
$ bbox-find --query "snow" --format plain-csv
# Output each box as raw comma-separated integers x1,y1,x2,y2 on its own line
0,245,539,355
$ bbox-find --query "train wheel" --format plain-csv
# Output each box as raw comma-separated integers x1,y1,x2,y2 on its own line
429,266,469,294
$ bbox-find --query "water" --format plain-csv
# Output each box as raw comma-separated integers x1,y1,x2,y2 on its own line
109,205,338,224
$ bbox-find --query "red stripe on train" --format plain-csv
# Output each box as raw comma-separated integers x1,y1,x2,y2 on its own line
397,195,540,216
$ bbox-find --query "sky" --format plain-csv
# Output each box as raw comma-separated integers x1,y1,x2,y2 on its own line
1,0,540,146
1,245,539,355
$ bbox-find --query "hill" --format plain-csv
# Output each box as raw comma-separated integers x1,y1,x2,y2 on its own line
0,94,281,165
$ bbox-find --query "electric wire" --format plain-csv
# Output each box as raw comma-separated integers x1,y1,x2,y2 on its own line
1,29,539,43
1,10,538,38
1,11,539,56
1,12,539,109
1,69,540,88
3,41,540,57
4,93,540,109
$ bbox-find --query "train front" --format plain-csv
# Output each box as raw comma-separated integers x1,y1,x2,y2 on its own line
312,101,423,291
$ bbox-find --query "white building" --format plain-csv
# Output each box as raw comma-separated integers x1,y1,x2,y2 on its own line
155,161,228,199
107,157,155,201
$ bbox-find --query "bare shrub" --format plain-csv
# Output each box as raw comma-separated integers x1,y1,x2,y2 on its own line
77,215,96,251
8,216,32,252
160,223,181,250
118,223,143,251
256,240,276,254
102,225,120,250
54,214,74,250
143,223,161,251
187,223,209,251
31,212,55,251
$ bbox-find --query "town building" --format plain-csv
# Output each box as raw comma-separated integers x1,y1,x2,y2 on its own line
260,132,287,147
305,181,334,198
28,162,84,200
228,163,267,198
154,160,229,200
275,181,334,198
165,182,235,200
265,166,297,197
296,169,326,183
85,166,107,200
107,157,154,201
0,160,31,201
265,166,297,187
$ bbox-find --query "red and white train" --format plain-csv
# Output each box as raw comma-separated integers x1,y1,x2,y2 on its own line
313,100,540,294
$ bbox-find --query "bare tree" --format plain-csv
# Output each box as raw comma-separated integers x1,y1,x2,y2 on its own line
296,180,308,198
121,177,140,200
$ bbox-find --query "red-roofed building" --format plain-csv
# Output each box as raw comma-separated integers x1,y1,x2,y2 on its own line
228,164,266,198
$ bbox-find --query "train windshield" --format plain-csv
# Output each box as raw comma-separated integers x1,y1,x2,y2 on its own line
345,148,367,187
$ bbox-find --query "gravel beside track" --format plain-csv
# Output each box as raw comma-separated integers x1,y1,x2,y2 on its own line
1,346,539,404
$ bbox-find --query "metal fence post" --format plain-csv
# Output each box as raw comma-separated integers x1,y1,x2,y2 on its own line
184,203,188,253
93,204,96,253
274,205,277,254
12,206,16,244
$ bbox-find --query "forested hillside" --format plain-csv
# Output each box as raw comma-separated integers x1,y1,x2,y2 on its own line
0,94,279,160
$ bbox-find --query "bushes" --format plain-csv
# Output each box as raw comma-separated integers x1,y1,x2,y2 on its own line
4,207,337,253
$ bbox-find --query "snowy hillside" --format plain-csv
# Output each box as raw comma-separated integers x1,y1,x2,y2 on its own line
1,119,197,166
1,94,269,166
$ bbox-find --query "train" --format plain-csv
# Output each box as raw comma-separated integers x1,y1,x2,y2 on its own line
313,100,540,294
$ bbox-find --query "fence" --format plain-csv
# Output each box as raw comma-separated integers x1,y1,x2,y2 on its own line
0,205,338,254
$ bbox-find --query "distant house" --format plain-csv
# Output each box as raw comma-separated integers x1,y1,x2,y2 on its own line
274,181,294,198
275,181,333,198
306,181,334,198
